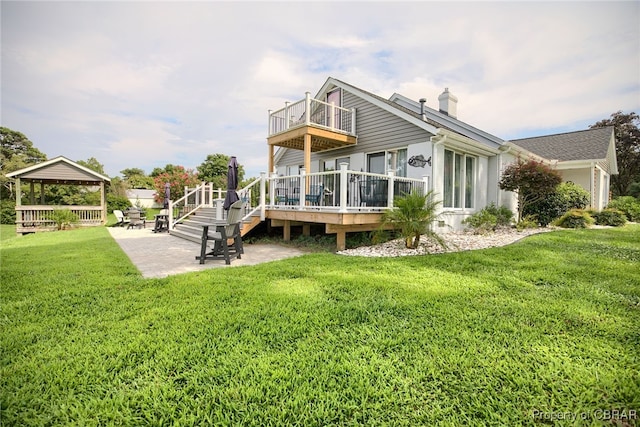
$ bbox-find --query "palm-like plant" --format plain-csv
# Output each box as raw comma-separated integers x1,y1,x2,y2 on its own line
378,189,445,249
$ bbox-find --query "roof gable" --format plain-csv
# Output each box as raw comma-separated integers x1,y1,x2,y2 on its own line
6,156,111,183
317,77,440,136
509,127,614,162
320,78,504,152
389,93,505,149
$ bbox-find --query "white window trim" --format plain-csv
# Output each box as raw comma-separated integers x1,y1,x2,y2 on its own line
366,148,408,176
443,148,476,210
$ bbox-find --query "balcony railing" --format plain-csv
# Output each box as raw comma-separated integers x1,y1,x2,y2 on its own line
268,92,356,137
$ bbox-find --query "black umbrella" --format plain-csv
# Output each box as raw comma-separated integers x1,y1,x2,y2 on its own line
223,156,240,210
163,182,170,209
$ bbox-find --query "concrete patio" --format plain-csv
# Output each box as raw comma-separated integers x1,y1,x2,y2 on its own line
108,226,307,279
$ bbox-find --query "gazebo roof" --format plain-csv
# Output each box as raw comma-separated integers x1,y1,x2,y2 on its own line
6,156,111,185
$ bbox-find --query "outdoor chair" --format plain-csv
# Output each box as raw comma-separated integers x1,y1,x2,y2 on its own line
305,184,324,205
114,210,129,227
196,200,244,265
153,209,169,233
359,179,388,207
287,187,300,205
276,187,288,205
126,210,145,229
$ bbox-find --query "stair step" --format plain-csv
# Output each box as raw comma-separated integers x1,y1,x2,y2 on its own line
170,207,262,244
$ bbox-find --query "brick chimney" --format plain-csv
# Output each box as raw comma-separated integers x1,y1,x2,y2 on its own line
438,88,458,118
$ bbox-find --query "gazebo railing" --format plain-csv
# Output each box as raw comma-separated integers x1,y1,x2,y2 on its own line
15,205,105,231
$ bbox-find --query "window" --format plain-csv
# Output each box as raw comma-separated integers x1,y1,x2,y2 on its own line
443,149,475,209
366,149,408,177
368,152,386,174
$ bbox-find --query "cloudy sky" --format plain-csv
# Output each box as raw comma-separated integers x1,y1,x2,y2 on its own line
2,1,639,179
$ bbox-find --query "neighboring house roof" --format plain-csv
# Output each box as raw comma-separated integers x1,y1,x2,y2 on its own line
509,127,614,161
126,189,157,199
6,155,111,183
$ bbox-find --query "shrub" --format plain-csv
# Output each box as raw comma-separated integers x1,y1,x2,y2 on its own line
516,215,539,231
463,203,513,234
377,190,444,249
1,199,16,225
554,209,595,229
463,210,497,234
524,182,590,226
607,196,640,222
498,159,562,222
49,208,79,230
107,194,131,213
591,209,627,227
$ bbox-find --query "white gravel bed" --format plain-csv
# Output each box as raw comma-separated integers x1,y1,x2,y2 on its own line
337,227,555,257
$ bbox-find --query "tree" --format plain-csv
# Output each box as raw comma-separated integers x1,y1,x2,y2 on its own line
150,164,180,178
376,190,446,249
77,157,106,175
1,127,47,200
120,167,153,189
152,166,199,204
197,154,245,189
590,111,640,196
499,159,562,223
0,127,47,171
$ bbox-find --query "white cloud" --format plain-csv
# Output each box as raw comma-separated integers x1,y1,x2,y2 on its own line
1,1,638,177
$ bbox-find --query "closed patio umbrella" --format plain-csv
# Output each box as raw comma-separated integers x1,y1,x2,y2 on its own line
223,156,240,210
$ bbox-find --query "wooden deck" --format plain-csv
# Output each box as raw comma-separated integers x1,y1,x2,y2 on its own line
266,208,388,251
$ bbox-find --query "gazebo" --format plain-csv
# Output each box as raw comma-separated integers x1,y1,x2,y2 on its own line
6,156,111,234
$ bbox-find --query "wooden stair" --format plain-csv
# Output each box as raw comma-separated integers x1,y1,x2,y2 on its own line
169,207,262,245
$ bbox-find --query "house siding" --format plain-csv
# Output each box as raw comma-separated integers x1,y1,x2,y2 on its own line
276,89,434,177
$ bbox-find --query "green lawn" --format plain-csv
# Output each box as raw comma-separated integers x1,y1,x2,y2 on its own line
1,225,639,426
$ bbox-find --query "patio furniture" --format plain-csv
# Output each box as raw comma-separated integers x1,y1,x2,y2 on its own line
276,187,288,205
394,181,412,197
359,179,388,207
287,187,300,205
196,200,244,265
153,209,169,233
127,210,145,229
114,210,130,227
305,184,324,205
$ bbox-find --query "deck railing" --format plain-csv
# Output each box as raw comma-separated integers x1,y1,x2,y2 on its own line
15,205,105,232
267,165,429,212
268,92,356,136
167,170,427,230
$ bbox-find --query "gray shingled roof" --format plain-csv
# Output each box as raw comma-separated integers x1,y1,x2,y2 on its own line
329,78,503,150
509,127,613,161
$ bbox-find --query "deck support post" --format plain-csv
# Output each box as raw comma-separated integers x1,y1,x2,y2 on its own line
336,231,346,251
283,220,291,241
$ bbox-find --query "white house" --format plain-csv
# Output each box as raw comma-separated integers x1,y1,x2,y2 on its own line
270,77,618,231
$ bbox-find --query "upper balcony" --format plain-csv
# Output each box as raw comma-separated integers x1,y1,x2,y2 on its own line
267,92,357,153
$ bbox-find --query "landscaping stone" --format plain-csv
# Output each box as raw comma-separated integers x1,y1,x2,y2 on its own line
337,228,554,257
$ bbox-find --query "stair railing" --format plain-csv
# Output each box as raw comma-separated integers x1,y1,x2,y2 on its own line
169,177,267,231
169,182,221,230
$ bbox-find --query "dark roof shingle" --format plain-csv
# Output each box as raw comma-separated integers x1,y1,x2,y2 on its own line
509,127,613,161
